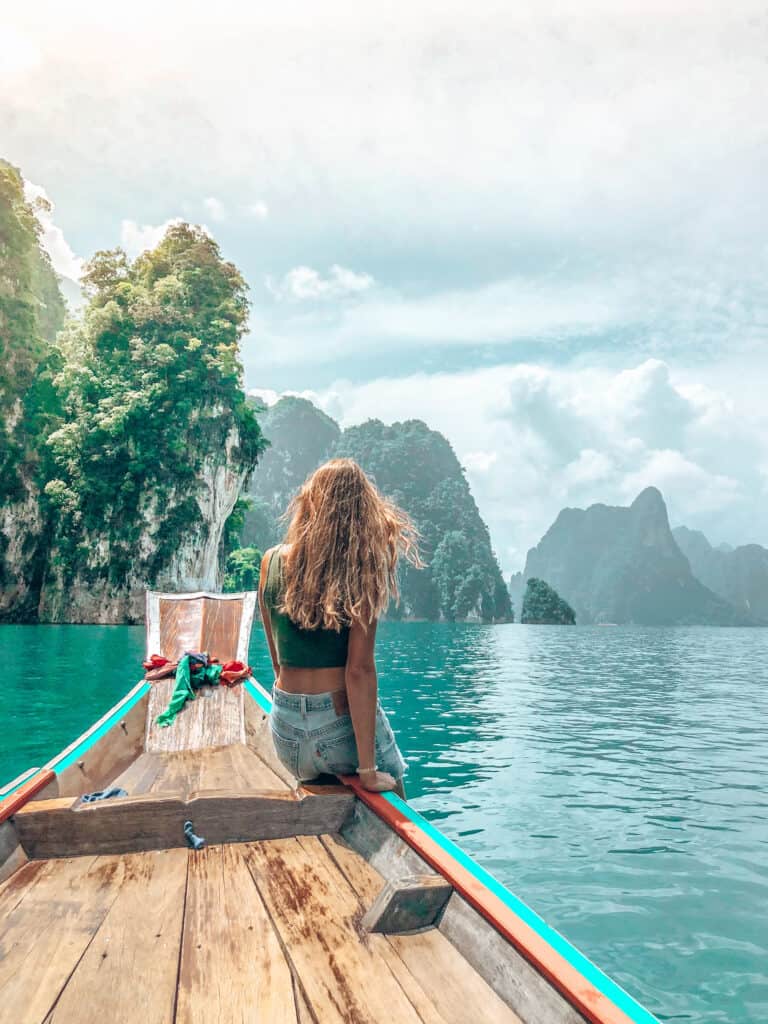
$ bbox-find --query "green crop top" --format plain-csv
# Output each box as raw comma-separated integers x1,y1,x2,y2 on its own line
262,545,350,668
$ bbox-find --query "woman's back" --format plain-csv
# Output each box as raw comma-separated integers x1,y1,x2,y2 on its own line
262,544,350,676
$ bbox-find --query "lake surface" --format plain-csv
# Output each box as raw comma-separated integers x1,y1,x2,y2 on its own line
1,622,766,1024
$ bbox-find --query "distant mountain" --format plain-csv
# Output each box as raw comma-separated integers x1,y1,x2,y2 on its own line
514,487,754,626
242,395,341,551
673,526,768,623
242,398,511,623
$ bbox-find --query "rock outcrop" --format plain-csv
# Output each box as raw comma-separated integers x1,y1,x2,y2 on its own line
673,526,768,624
518,487,753,625
243,400,511,623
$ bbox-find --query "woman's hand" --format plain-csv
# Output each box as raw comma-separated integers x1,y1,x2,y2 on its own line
358,770,397,792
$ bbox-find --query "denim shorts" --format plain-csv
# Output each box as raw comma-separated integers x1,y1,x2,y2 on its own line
269,687,407,782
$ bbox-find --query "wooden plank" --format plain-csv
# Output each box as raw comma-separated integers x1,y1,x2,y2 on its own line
0,769,56,824
176,844,297,1024
201,595,243,662
440,893,584,1024
15,789,353,858
389,926,525,1024
244,699,299,789
158,597,203,660
145,679,245,754
146,744,290,798
109,751,165,796
146,591,256,663
47,849,187,1024
319,831,389,899
0,858,57,919
244,836,428,1024
230,742,292,793
0,818,27,884
342,783,636,1024
318,836,525,1024
361,874,453,934
294,836,451,1024
52,691,148,799
0,855,124,1024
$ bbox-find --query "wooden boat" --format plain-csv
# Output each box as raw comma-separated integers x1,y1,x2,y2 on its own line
0,591,661,1024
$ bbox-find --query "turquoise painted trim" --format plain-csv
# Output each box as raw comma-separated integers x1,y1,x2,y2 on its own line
384,792,660,1024
244,678,272,713
242,680,660,1023
0,767,43,799
48,682,152,775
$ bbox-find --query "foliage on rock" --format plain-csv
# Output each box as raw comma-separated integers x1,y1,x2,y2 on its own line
243,403,511,623
43,223,265,590
520,577,576,625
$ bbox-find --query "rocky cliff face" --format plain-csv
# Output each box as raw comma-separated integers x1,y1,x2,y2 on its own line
0,472,46,622
243,399,511,623
519,487,752,625
673,526,768,624
38,420,248,624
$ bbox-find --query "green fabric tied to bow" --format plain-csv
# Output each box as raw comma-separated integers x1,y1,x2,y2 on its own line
156,654,224,728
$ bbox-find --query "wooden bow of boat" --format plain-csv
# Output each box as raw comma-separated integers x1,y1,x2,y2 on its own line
0,591,660,1024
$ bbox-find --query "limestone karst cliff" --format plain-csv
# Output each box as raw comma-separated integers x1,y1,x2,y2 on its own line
512,487,754,626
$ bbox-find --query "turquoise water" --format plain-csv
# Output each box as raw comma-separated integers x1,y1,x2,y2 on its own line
1,622,766,1023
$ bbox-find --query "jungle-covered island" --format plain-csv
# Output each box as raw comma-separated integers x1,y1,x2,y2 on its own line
240,397,512,622
520,579,576,625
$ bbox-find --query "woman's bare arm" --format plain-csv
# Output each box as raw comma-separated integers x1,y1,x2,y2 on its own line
258,548,280,683
345,618,396,792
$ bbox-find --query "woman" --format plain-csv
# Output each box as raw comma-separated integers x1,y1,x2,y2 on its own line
258,458,423,794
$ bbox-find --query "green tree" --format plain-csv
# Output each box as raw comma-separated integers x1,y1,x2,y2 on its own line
0,160,66,618
521,578,576,625
0,159,66,502
44,222,265,588
224,547,262,592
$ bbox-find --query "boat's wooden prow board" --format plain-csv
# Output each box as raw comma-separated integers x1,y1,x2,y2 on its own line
145,590,257,663
14,789,354,858
145,678,245,753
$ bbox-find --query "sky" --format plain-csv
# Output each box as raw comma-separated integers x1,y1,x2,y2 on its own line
2,1,767,573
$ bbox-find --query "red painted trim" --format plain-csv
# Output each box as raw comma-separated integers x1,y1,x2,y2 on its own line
0,769,56,825
342,775,637,1024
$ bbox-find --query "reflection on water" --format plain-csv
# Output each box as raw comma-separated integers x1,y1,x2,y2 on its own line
2,621,767,1024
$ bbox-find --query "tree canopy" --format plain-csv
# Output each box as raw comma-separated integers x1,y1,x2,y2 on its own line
43,222,265,586
0,159,66,505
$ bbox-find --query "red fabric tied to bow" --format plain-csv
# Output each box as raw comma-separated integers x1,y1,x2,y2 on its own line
220,661,253,686
142,653,171,671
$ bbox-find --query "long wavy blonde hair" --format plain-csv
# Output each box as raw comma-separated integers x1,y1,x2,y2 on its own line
277,458,424,631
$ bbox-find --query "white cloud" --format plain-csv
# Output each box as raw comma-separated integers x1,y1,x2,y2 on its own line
0,27,42,77
266,264,375,302
202,196,227,221
463,451,498,473
247,388,281,407
119,217,214,257
22,178,84,283
246,200,269,220
300,357,768,572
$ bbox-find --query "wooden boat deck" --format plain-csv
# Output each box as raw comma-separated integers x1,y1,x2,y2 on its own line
0,592,659,1024
110,743,292,799
0,835,522,1024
